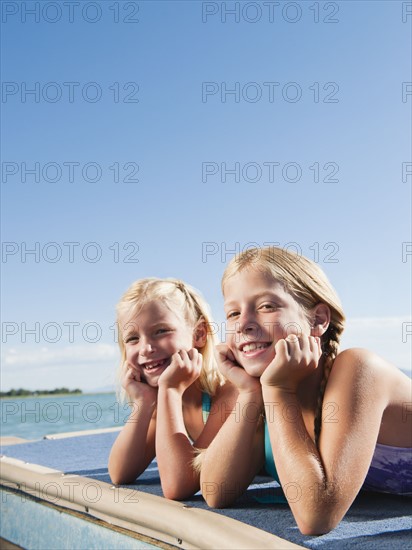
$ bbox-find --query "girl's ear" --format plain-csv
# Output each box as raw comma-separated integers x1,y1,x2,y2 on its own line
311,303,331,337
192,319,208,348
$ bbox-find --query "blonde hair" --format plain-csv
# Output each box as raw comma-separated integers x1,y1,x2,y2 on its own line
222,247,345,446
116,277,224,402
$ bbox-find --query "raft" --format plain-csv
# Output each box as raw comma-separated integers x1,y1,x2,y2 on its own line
1,429,410,549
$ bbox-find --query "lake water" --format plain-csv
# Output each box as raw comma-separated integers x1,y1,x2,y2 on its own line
0,393,129,440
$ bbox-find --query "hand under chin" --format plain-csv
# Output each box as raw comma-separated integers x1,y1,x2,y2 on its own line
242,361,273,379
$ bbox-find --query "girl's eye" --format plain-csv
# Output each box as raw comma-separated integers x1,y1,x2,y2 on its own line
156,328,172,335
125,335,139,343
259,303,277,311
226,311,240,320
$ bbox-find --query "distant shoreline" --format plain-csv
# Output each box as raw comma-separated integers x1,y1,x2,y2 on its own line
0,390,115,399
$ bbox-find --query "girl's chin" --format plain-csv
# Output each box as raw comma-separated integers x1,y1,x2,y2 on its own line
141,363,170,387
244,365,268,378
141,373,162,388
235,354,274,376
239,356,274,378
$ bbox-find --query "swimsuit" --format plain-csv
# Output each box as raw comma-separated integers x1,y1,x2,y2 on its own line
362,443,412,495
186,392,211,443
264,421,281,484
202,392,211,424
264,421,412,496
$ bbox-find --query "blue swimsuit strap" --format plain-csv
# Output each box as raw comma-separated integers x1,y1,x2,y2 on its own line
201,392,211,424
264,420,280,483
251,420,287,504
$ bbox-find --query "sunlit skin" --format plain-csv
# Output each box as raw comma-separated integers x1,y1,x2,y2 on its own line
108,299,238,499
218,268,325,410
223,269,319,379
200,266,412,535
122,300,199,389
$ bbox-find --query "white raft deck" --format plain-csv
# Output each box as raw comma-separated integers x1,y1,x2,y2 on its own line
1,428,411,549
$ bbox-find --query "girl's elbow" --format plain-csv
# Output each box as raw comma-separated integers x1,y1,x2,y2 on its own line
109,473,128,485
200,480,234,508
162,482,194,501
296,512,340,536
298,522,335,536
108,468,136,486
108,467,120,485
108,458,123,485
203,491,223,508
162,487,183,500
204,495,229,509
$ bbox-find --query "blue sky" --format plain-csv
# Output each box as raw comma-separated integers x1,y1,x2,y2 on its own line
1,0,411,391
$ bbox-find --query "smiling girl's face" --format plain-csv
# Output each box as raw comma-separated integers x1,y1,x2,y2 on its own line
121,300,195,387
223,267,312,378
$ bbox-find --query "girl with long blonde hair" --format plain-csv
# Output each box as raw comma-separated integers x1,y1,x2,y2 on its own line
200,247,411,534
109,277,236,500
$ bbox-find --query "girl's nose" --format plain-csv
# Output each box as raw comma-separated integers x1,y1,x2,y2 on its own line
139,340,154,356
237,311,259,335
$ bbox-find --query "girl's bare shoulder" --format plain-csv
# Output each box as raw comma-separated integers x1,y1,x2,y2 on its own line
333,348,401,372
329,348,409,395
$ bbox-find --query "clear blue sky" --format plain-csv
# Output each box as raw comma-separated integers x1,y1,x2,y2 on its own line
1,0,411,391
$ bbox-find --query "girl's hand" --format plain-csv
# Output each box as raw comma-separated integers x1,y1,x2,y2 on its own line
121,361,158,402
260,335,322,392
215,344,261,394
157,349,202,394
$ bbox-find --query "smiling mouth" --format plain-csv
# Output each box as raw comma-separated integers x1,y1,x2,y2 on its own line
142,358,170,371
241,342,271,353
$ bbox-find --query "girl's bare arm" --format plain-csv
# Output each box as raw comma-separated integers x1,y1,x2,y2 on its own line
108,363,157,484
263,348,405,535
108,396,157,484
200,344,265,507
200,388,265,507
156,380,238,500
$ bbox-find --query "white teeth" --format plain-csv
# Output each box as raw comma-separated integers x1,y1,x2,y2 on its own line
242,343,270,353
144,360,165,370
